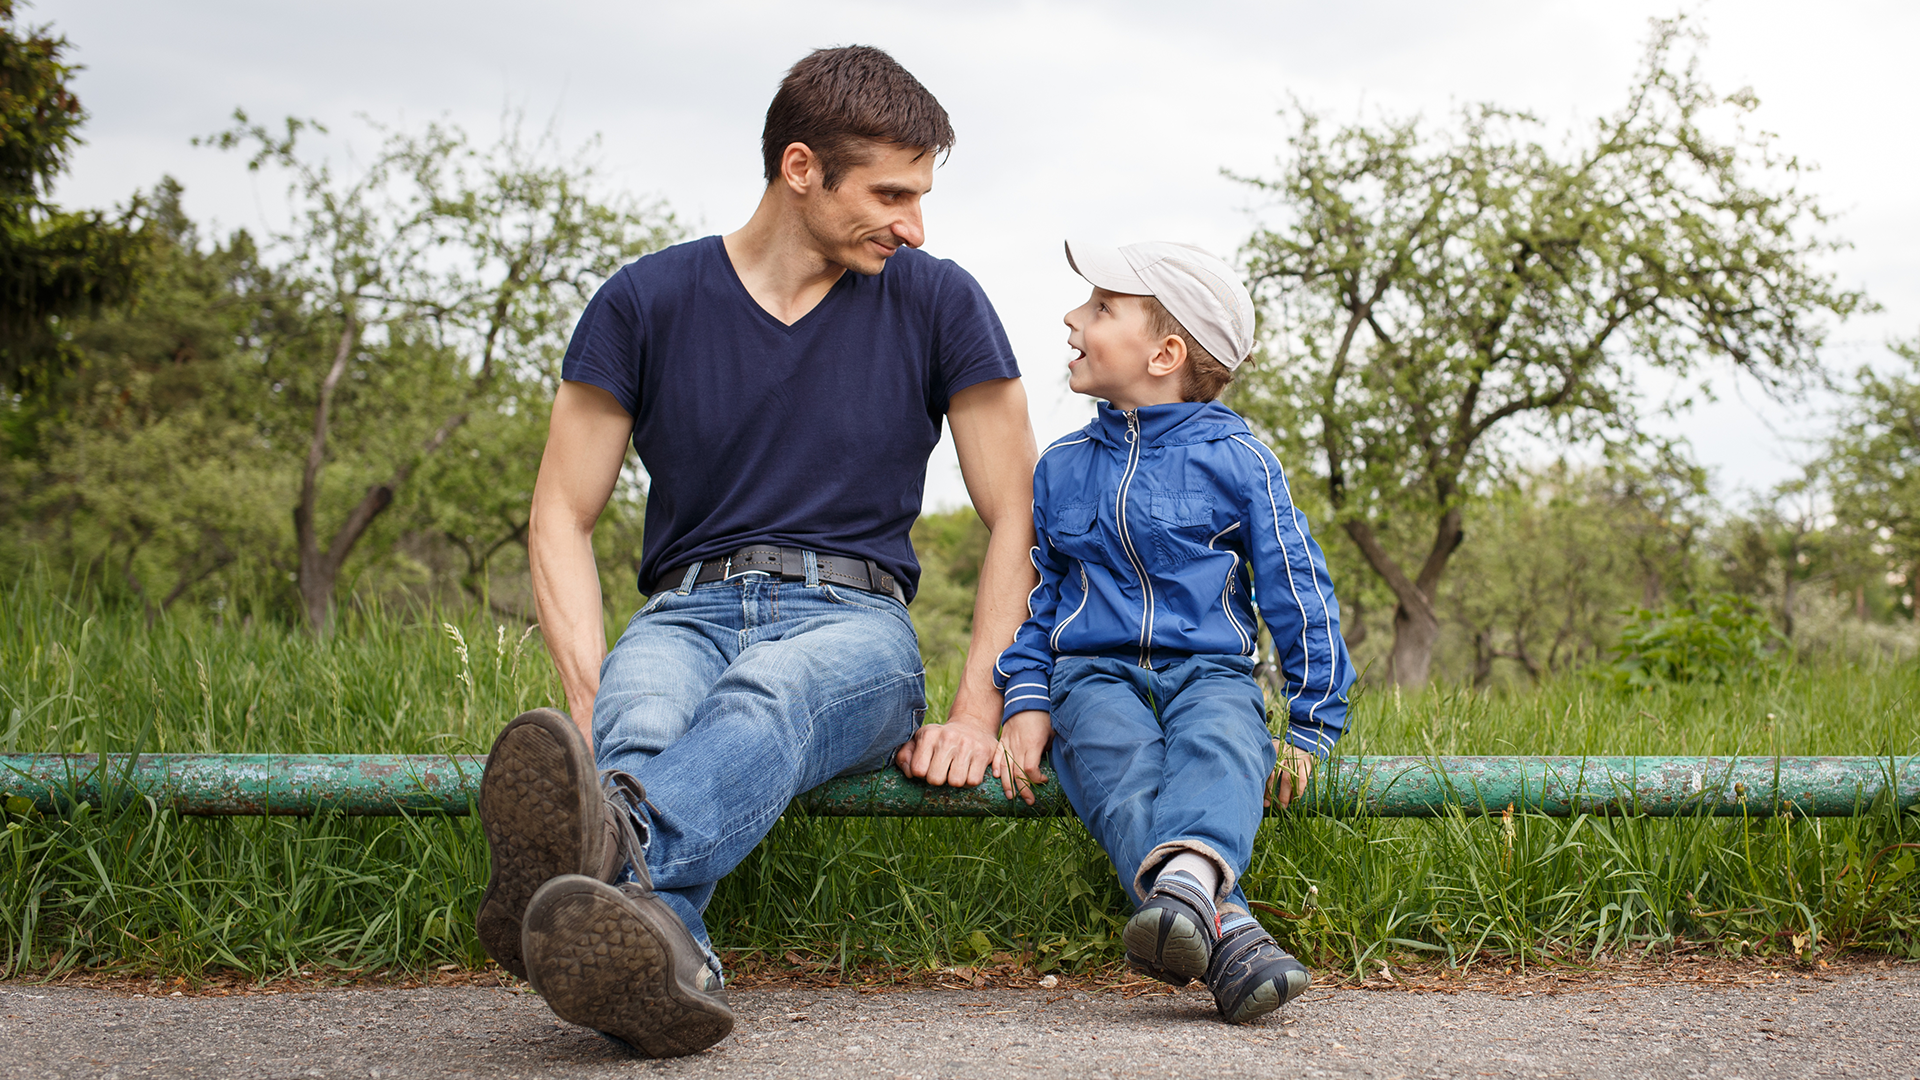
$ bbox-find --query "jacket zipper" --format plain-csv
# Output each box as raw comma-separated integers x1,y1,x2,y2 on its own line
1116,409,1154,668
1050,562,1091,651
1210,522,1251,653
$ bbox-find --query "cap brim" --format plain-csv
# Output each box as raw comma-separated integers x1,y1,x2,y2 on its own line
1065,240,1152,295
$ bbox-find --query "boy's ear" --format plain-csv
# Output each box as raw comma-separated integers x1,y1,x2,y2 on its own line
1146,334,1188,378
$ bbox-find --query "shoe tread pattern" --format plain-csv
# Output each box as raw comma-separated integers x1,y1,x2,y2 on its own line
476,713,600,980
1122,905,1210,984
523,880,733,1058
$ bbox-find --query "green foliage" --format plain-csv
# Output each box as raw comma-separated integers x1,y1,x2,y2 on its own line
1440,450,1711,686
0,1,144,391
0,0,82,196
1232,17,1863,685
2,107,678,627
195,111,680,629
3,180,296,616
907,507,989,668
1820,337,1920,621
1607,593,1785,688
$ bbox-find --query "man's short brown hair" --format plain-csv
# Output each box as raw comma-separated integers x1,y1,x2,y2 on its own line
1141,296,1236,402
762,46,955,190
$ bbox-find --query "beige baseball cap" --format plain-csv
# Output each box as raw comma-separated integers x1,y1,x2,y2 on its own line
1064,240,1256,369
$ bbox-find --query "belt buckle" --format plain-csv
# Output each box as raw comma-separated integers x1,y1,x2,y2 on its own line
723,555,733,579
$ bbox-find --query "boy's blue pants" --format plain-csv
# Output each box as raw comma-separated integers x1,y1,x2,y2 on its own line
1046,653,1277,910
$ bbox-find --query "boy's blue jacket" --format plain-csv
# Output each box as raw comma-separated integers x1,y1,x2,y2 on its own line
994,400,1356,757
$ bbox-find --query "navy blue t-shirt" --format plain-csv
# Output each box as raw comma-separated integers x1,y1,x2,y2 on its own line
560,235,1020,602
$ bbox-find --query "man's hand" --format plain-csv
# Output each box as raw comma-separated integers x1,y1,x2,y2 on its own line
994,709,1052,804
895,717,1000,789
1266,739,1317,809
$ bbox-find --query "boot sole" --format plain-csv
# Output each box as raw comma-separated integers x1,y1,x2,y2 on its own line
521,876,734,1058
475,709,606,980
1122,905,1210,984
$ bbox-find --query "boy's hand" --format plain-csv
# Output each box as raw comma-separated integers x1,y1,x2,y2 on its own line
1266,739,1316,809
995,710,1053,805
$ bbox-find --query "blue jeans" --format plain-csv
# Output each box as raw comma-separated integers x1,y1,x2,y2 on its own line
1046,654,1277,911
593,574,926,971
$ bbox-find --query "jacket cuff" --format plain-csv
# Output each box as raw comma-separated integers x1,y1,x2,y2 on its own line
1283,720,1340,760
999,676,1052,725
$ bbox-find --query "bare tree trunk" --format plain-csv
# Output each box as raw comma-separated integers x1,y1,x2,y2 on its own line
1389,602,1443,686
1343,507,1464,687
293,311,469,631
1780,560,1797,643
294,318,359,632
1342,593,1368,650
1470,630,1493,688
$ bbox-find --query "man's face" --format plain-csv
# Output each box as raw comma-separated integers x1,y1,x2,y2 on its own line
797,142,935,275
1064,288,1162,408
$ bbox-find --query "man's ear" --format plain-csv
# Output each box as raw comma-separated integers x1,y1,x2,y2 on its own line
779,143,819,195
1146,334,1188,378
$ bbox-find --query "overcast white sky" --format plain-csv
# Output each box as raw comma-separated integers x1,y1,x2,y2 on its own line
34,0,1919,510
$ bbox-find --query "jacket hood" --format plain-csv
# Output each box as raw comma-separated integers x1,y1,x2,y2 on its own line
1087,400,1252,448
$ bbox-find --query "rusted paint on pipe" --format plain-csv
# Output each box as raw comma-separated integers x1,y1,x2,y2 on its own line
1,754,1915,819
1,754,486,817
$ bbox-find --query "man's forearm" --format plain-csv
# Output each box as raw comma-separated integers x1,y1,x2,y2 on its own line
949,512,1038,733
529,514,608,743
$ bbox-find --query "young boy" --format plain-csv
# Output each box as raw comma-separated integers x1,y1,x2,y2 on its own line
992,241,1355,1023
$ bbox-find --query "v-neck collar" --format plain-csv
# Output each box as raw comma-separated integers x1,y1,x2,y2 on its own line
713,235,858,336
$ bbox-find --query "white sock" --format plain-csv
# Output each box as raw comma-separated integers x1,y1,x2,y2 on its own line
1160,851,1221,900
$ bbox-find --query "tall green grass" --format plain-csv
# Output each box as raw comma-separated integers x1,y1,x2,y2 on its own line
3,570,1916,980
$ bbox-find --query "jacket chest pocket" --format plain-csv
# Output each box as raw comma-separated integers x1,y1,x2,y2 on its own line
1149,491,1215,566
1046,500,1103,560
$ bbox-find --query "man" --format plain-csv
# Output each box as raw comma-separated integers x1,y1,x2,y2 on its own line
473,46,1039,1057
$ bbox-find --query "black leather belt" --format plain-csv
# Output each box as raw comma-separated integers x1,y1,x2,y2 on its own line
651,546,906,604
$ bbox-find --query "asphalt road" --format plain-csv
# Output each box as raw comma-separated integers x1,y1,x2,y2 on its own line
4,966,1916,1079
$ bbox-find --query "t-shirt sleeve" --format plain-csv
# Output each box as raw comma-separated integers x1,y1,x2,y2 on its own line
930,261,1021,410
559,269,643,417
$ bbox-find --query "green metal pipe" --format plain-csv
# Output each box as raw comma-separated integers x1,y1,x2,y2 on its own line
4,753,1914,819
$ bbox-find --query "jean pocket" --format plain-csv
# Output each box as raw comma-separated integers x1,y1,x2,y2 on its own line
820,584,912,624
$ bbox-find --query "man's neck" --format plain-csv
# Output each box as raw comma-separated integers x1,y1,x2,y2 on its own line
723,187,845,326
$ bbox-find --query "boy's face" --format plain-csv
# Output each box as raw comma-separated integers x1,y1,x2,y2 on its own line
1064,288,1175,409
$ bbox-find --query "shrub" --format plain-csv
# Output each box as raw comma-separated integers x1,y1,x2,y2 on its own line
1606,593,1785,687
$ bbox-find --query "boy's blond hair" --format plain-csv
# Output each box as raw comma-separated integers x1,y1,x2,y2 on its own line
1141,296,1236,403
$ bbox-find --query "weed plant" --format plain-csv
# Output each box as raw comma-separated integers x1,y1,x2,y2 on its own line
3,571,1916,981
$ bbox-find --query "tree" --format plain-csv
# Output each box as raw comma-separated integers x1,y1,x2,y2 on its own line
204,115,680,630
0,0,142,392
1232,18,1865,684
15,179,295,622
1822,337,1920,620
1443,449,1709,686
